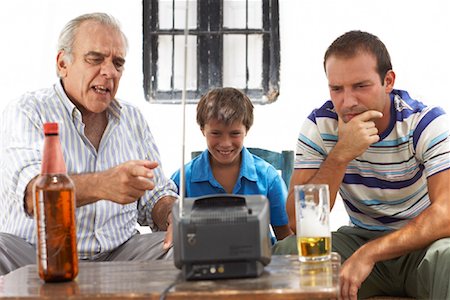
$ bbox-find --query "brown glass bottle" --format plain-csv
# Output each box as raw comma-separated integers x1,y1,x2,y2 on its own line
33,122,78,282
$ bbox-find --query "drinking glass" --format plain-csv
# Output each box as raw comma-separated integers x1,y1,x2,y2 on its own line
295,184,331,262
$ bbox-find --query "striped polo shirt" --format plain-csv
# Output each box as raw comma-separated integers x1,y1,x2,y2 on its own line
0,81,178,258
296,89,450,231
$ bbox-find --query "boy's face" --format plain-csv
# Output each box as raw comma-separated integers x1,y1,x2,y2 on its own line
202,119,247,167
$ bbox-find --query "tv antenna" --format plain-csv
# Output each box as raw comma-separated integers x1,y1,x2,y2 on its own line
179,0,190,219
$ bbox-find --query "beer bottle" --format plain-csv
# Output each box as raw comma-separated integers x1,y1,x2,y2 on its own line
33,122,78,282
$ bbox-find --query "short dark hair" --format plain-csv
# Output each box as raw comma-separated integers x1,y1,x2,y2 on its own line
323,30,392,84
196,87,254,131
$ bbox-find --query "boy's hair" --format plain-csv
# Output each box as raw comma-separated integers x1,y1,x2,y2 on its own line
196,87,254,131
323,30,392,84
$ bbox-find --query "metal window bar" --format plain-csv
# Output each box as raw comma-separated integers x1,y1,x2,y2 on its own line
245,0,249,92
143,0,280,104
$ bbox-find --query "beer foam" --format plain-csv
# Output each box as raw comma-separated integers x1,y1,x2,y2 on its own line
297,206,330,237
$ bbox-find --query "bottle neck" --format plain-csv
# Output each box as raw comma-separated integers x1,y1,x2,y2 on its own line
41,134,67,174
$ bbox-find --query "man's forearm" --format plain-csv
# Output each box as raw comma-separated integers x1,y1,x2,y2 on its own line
151,196,177,230
357,202,450,265
354,170,450,264
70,173,103,206
286,146,351,231
304,146,350,207
24,173,103,216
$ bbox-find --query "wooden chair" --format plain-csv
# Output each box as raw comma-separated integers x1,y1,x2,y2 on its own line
191,147,294,186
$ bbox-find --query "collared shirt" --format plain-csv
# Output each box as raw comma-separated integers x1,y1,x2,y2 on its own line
0,81,178,259
296,89,450,230
171,147,289,226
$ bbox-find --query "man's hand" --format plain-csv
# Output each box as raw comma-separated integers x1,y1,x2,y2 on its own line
335,110,383,163
151,196,177,250
97,160,158,205
24,160,158,214
339,248,375,300
163,211,173,250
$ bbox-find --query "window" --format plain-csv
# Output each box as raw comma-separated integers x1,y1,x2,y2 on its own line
143,0,280,104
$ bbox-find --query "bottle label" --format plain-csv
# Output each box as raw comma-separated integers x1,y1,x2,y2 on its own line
37,190,48,272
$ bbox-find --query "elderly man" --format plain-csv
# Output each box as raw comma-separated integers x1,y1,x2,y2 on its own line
0,13,178,275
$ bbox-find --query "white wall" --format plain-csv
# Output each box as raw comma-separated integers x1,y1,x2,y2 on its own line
1,0,449,228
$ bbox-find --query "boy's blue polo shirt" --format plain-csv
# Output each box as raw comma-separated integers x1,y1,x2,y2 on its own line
171,147,289,227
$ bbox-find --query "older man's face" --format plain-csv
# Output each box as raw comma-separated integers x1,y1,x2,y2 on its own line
57,20,126,114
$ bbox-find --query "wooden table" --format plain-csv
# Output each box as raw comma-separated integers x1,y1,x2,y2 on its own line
0,255,340,299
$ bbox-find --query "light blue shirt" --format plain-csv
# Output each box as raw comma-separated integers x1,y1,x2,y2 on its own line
171,147,289,226
0,81,178,259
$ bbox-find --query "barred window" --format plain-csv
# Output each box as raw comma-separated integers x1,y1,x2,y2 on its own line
143,0,280,104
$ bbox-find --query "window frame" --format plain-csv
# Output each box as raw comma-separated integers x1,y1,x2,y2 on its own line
143,0,280,104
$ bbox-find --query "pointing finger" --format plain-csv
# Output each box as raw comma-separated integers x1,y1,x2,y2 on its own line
134,160,159,170
131,165,154,178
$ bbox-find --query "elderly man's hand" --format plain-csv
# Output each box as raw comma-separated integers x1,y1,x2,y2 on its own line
99,160,158,204
163,211,173,250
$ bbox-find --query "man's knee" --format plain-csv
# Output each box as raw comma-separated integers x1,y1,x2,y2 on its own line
420,238,450,270
272,235,298,255
0,233,36,275
417,238,450,298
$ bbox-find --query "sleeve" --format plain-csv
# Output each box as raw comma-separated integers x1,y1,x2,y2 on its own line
170,169,181,190
266,166,289,226
0,95,43,219
413,107,450,178
295,117,328,170
135,111,179,228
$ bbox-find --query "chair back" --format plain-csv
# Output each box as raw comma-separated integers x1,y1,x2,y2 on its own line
191,148,294,186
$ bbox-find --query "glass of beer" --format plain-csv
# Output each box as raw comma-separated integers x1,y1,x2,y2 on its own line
295,184,331,262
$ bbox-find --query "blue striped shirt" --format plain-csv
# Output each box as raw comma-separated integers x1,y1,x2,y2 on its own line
0,81,178,258
296,90,450,230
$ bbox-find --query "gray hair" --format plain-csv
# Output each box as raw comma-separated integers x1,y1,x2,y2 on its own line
56,13,128,75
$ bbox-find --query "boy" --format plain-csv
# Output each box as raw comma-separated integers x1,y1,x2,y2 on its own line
171,87,292,241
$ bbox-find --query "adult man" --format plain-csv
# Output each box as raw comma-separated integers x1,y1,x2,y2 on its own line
0,13,178,275
274,31,450,299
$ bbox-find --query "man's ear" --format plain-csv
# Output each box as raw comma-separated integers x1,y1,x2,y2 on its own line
56,51,68,78
384,70,396,93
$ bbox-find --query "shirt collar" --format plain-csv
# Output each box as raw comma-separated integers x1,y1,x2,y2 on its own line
190,147,258,183
239,147,258,182
53,80,122,122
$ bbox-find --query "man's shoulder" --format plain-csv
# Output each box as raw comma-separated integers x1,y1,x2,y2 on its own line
307,100,337,124
392,89,427,113
392,89,446,123
4,86,55,114
20,86,54,103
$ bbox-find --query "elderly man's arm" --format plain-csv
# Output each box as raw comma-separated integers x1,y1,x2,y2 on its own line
151,195,177,250
151,195,177,231
24,160,159,215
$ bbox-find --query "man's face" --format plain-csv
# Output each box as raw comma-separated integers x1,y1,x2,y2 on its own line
202,119,247,167
57,21,126,114
325,52,394,124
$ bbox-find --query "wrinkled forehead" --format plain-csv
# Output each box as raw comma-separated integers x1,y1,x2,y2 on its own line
73,21,127,55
